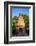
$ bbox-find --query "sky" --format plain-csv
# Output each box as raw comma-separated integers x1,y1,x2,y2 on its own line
12,7,29,17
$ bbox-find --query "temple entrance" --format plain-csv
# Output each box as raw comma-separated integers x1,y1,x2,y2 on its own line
19,28,22,32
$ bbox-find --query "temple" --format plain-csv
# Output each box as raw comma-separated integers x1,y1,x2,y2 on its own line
16,15,26,36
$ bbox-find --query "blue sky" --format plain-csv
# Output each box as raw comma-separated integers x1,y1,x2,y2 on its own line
12,7,29,16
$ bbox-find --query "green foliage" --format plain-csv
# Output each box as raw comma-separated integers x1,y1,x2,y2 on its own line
12,20,16,28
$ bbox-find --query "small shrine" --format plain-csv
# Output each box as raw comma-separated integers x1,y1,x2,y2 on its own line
16,15,25,31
